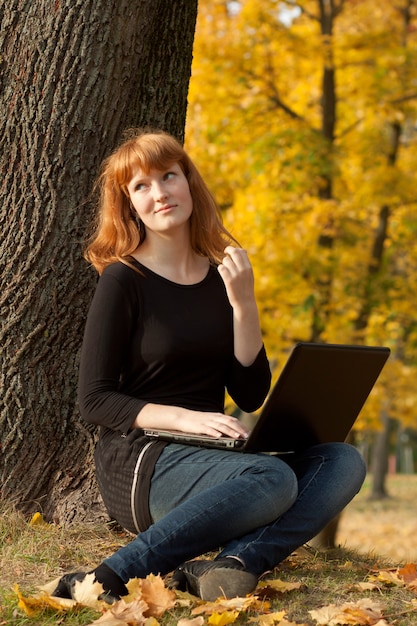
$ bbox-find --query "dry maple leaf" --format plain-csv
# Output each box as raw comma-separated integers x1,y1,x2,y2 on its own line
126,574,176,617
249,609,287,625
16,576,110,616
72,572,107,609
14,585,75,617
398,563,417,585
369,570,404,587
192,595,265,616
309,599,384,625
207,609,239,625
258,579,306,594
39,576,69,597
86,598,149,626
177,617,205,626
173,589,195,607
350,582,380,592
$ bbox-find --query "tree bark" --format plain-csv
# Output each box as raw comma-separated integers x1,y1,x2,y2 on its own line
0,0,197,523
310,0,338,342
369,411,392,500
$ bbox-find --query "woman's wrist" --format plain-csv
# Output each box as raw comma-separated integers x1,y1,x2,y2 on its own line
132,403,188,431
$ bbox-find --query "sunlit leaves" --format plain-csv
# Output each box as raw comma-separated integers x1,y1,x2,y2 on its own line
125,574,176,617
309,598,385,625
16,563,417,624
16,573,176,624
186,0,417,433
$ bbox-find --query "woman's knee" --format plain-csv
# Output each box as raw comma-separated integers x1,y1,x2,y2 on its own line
243,455,298,517
315,441,366,492
331,442,366,475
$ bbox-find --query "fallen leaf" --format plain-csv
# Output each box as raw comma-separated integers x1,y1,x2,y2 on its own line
29,512,49,527
72,572,106,609
177,617,204,626
87,598,149,625
258,579,305,593
249,610,287,625
398,563,417,584
14,584,75,616
309,599,384,625
369,570,404,587
368,564,417,595
208,610,239,625
126,574,176,617
39,576,67,596
192,595,265,615
173,589,195,607
349,582,380,592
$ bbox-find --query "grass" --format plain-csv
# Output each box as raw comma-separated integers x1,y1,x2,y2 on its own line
1,475,417,625
337,473,417,563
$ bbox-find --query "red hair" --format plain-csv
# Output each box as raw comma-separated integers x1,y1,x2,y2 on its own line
85,130,238,274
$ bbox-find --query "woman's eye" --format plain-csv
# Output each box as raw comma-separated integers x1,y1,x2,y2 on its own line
135,183,146,191
164,171,176,181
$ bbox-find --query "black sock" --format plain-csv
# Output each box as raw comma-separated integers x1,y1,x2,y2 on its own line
92,563,128,598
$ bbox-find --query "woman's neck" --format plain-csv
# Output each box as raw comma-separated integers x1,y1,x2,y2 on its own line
132,236,209,285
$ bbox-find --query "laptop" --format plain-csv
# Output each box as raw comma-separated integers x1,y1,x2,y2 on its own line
143,342,390,453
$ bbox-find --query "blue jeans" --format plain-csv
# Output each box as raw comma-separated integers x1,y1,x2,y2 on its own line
104,442,365,581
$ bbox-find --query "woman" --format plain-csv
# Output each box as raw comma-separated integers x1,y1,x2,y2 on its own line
54,130,366,603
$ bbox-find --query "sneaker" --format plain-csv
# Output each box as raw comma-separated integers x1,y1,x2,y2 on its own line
170,557,258,601
52,572,87,599
52,572,120,604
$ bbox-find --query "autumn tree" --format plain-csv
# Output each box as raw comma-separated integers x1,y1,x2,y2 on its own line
0,0,198,523
186,0,417,537
348,0,417,498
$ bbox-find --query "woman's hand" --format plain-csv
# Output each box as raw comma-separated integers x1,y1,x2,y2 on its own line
217,246,263,367
176,409,249,439
133,403,249,439
217,246,257,314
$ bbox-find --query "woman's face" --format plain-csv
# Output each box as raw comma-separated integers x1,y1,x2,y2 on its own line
127,162,193,237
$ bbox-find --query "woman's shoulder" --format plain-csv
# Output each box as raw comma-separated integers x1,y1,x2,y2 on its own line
96,261,145,303
101,259,143,281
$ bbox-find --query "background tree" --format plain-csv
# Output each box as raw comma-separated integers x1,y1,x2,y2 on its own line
0,0,198,523
185,0,417,519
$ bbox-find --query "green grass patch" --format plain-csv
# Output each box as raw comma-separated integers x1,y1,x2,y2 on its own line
1,476,417,625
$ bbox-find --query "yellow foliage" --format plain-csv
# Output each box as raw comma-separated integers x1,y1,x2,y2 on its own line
186,0,417,435
208,610,240,625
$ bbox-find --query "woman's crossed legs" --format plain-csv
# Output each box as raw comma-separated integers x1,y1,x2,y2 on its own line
103,441,365,581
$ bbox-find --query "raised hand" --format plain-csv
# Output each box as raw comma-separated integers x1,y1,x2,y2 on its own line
217,246,263,367
217,246,257,313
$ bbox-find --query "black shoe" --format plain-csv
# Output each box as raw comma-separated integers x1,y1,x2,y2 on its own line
52,572,120,604
170,557,258,601
52,572,87,599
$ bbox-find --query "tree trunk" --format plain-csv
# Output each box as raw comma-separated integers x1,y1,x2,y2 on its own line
369,411,392,500
309,514,341,550
0,0,197,523
309,0,338,342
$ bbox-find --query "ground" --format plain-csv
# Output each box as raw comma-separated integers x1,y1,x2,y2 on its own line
337,473,417,564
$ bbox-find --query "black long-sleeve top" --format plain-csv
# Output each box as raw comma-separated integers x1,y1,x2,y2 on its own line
79,259,271,438
78,259,271,531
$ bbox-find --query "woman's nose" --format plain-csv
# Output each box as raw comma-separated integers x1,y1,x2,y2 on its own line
152,182,168,201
